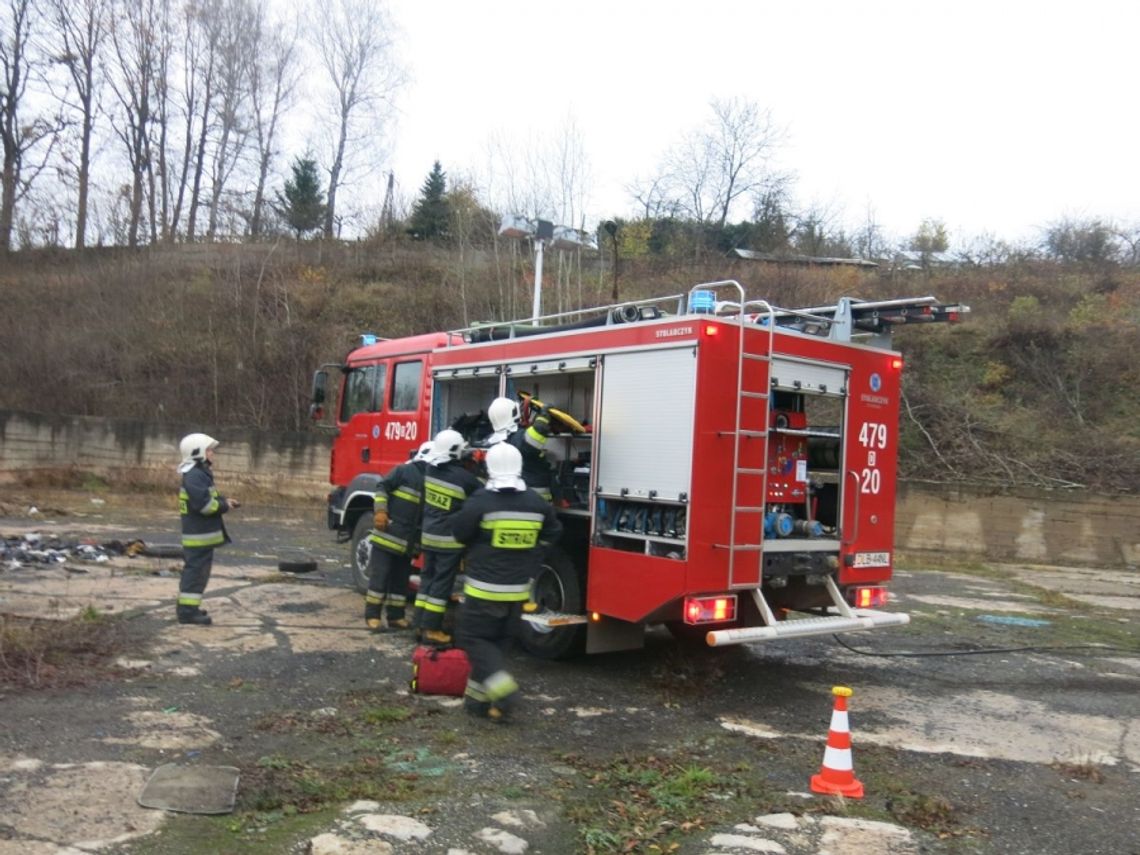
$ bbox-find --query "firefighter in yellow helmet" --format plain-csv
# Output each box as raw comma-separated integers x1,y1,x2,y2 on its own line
176,433,240,626
452,442,562,721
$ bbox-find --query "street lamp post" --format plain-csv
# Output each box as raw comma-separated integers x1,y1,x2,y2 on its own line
499,215,596,321
602,220,619,301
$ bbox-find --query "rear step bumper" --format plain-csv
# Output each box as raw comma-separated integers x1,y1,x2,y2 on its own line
518,578,910,645
705,609,909,646
707,576,908,646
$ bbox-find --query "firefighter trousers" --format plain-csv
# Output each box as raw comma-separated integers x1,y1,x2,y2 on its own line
455,597,522,712
415,550,463,631
178,546,214,610
365,547,413,619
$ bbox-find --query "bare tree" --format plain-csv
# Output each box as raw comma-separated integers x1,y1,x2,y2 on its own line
312,0,403,238
1114,222,1140,266
247,2,299,239
204,0,256,240
143,0,177,243
183,0,222,241
107,0,162,246
1,0,59,251
165,0,208,239
483,116,591,226
47,0,108,249
853,202,889,260
663,97,783,229
627,173,680,220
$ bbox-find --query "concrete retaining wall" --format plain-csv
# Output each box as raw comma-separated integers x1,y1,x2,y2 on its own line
1,411,1137,568
896,483,1138,569
0,410,330,500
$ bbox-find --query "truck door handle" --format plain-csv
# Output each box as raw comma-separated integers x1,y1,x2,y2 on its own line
362,448,371,462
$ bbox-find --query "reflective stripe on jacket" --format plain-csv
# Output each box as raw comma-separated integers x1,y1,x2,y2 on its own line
508,418,553,497
369,459,426,555
179,463,230,548
420,460,483,551
451,486,563,597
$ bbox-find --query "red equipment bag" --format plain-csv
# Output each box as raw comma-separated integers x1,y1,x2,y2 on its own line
410,645,470,696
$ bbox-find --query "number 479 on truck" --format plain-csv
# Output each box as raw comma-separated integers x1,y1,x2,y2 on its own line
310,280,968,659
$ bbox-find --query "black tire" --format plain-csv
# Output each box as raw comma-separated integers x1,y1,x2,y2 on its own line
142,543,184,559
517,546,585,660
278,559,319,574
349,513,373,594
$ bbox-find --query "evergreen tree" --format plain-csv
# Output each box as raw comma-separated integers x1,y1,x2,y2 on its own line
276,157,327,239
407,161,449,240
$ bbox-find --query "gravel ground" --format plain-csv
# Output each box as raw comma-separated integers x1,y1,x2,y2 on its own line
0,488,1137,855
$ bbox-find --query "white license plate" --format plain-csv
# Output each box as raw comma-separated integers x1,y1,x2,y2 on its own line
853,551,891,568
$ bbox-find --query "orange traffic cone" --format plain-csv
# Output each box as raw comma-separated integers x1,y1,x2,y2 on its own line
810,685,864,798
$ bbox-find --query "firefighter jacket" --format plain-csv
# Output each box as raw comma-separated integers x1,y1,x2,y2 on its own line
420,459,483,551
451,486,563,601
369,459,426,556
508,411,553,496
179,462,232,548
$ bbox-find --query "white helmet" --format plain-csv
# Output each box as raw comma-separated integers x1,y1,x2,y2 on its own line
178,433,217,473
488,397,520,433
427,429,467,465
413,440,433,462
485,442,526,491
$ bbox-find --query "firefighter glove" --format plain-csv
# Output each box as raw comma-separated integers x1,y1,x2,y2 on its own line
373,510,389,530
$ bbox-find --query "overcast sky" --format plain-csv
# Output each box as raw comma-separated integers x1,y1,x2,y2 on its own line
381,0,1139,246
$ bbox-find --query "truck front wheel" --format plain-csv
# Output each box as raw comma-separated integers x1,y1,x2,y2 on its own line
349,513,372,594
517,546,585,660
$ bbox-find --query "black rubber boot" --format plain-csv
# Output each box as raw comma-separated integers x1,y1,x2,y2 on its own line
177,605,212,626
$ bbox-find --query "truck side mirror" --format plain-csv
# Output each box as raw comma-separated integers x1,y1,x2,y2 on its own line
310,370,328,421
311,370,328,405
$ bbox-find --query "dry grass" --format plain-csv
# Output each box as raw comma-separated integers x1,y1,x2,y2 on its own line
0,610,130,690
1051,759,1106,784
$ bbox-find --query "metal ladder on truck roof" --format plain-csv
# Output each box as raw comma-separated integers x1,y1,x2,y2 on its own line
768,295,970,344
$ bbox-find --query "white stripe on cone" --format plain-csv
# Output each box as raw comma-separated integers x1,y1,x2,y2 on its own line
822,746,853,771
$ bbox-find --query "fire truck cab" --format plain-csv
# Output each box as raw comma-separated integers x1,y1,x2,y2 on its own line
312,280,968,658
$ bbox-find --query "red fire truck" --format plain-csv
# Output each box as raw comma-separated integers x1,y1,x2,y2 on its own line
310,281,968,658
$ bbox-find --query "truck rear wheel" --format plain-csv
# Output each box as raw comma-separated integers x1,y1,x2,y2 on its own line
349,513,372,594
517,546,585,660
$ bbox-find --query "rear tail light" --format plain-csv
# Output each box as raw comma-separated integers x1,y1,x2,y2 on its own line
848,586,889,608
683,595,737,625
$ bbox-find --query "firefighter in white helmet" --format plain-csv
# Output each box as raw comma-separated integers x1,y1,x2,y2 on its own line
412,429,482,645
176,433,240,626
452,442,562,721
486,395,555,502
363,441,433,632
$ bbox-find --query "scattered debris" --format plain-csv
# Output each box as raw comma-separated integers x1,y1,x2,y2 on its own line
1,532,174,571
